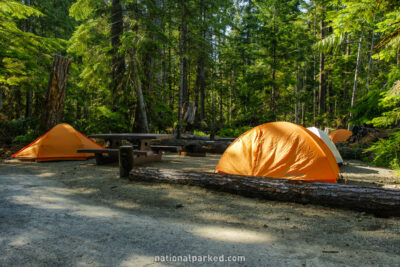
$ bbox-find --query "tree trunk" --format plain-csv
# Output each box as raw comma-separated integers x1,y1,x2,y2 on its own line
348,32,363,130
366,31,374,94
25,91,32,118
40,55,72,132
318,19,326,115
271,4,277,119
199,2,206,122
129,168,400,217
199,55,206,121
343,33,351,105
168,21,173,110
178,0,188,138
0,89,3,112
111,0,125,109
24,0,33,119
327,70,331,113
313,3,317,124
302,64,306,126
132,54,149,133
295,64,300,124
14,88,22,119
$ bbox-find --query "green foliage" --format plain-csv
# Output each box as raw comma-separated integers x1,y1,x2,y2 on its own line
314,33,346,54
12,129,38,144
89,106,130,133
1,0,400,174
0,117,37,144
369,81,400,127
350,90,385,125
193,130,208,136
366,130,400,169
218,126,253,138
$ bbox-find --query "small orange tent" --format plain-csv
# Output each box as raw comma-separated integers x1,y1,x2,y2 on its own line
12,123,104,162
329,129,352,143
216,122,340,183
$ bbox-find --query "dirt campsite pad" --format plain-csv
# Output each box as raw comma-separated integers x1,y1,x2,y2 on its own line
1,154,400,266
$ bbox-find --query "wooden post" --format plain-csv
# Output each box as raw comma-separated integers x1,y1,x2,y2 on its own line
119,145,133,178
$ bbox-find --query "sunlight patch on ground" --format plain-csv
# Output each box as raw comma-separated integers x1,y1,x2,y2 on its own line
195,212,247,225
39,172,56,177
9,235,31,247
191,226,275,243
111,200,140,210
11,195,69,210
73,206,122,218
120,255,167,267
43,186,99,195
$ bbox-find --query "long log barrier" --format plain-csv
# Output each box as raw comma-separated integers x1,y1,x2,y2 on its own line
129,168,400,217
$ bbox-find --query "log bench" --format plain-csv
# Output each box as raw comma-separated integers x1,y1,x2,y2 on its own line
77,148,156,165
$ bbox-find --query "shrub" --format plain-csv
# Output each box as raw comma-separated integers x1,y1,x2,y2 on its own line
0,117,38,144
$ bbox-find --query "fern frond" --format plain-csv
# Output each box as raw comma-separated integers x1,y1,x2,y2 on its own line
313,33,346,53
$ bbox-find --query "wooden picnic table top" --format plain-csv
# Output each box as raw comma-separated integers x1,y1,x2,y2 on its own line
88,133,174,140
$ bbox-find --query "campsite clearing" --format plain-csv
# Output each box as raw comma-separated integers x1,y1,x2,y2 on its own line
0,155,400,266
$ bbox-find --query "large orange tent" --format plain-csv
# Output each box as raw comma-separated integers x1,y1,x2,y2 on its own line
216,122,340,183
329,129,352,143
12,123,104,162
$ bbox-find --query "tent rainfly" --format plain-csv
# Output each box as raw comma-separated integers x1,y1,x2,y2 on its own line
307,127,344,165
12,123,104,162
216,122,340,183
329,129,352,143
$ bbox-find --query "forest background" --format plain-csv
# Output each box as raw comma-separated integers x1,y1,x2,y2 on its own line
1,0,400,170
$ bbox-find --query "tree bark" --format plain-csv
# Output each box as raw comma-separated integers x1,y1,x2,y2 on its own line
197,0,207,123
25,0,33,119
40,55,72,132
111,0,125,108
129,168,400,217
366,31,374,94
0,89,3,112
131,54,149,133
295,64,300,124
177,0,188,138
313,3,317,124
119,145,133,178
348,32,363,130
25,91,32,118
318,19,326,115
271,4,277,119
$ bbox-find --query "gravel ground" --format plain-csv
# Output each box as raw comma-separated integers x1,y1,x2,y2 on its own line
0,154,399,266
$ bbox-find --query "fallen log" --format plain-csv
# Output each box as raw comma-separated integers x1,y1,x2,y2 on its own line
129,168,400,217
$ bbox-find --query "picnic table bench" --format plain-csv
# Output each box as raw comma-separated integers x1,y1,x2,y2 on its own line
77,148,154,165
150,145,182,153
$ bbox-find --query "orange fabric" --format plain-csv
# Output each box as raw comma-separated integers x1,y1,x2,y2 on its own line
12,123,104,162
216,122,339,183
329,129,352,143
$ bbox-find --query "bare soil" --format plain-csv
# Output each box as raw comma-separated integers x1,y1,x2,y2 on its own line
0,154,399,266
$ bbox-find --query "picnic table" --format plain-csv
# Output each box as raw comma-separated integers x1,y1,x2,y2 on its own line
88,133,174,150
79,133,175,165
